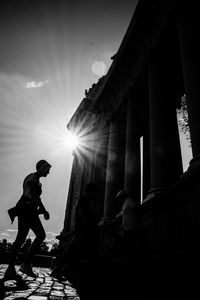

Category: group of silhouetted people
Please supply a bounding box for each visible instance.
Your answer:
[3,159,147,283]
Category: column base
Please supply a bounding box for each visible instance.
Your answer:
[188,156,200,169]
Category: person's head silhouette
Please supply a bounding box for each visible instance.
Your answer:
[36,159,51,177]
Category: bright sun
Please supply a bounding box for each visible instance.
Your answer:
[65,130,79,150]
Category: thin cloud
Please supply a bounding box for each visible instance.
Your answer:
[25,80,48,88]
[0,232,10,237]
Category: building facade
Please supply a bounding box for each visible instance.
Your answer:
[59,0,200,261]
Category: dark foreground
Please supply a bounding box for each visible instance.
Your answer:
[0,255,199,300]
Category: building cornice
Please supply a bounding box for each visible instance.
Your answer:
[67,0,177,131]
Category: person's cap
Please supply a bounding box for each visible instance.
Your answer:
[36,159,52,171]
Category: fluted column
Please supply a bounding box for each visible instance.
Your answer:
[142,127,151,200]
[92,125,109,202]
[146,56,183,198]
[59,153,82,243]
[102,116,121,221]
[86,133,97,183]
[177,2,200,159]
[61,154,77,233]
[124,95,141,202]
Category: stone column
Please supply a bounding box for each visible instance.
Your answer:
[101,116,121,222]
[89,130,99,183]
[82,114,99,184]
[74,147,87,197]
[61,154,76,233]
[177,2,200,159]
[92,125,109,203]
[142,127,151,200]
[124,95,141,202]
[146,56,183,199]
[58,153,81,245]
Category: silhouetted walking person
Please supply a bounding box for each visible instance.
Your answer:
[4,159,51,279]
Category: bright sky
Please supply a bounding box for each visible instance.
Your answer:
[0,0,138,244]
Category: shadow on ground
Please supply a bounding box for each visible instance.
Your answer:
[63,255,200,300]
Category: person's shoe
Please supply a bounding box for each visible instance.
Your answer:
[3,266,18,280]
[19,263,37,278]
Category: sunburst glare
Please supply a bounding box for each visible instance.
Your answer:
[0,71,79,237]
[65,130,80,151]
[67,115,110,181]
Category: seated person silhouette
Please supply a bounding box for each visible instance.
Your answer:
[51,182,100,281]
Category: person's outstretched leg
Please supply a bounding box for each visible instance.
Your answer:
[19,214,45,277]
[4,218,29,279]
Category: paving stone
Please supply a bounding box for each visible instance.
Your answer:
[0,264,80,299]
[28,296,48,300]
[50,291,65,296]
[48,297,68,300]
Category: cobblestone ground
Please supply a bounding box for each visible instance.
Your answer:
[0,264,80,300]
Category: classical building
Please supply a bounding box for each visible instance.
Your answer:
[59,0,200,264]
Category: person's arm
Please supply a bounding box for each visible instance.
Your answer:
[38,200,50,220]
